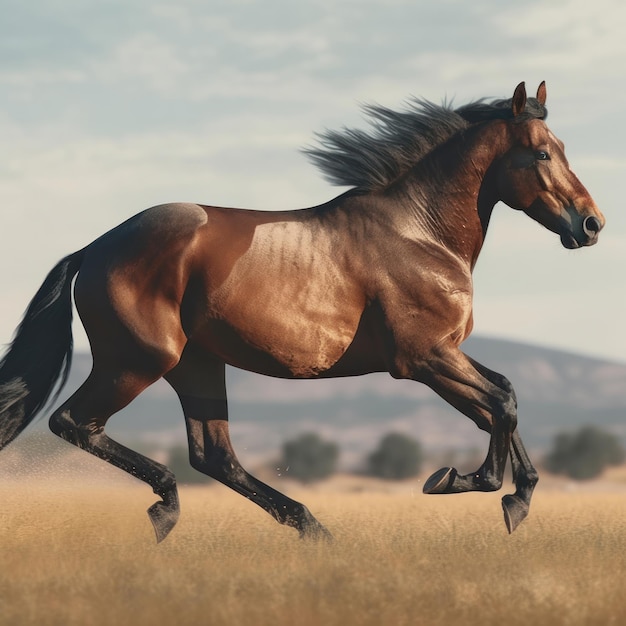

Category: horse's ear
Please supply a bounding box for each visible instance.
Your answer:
[536,81,547,105]
[512,82,527,117]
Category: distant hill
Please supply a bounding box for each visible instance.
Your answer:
[17,335,626,470]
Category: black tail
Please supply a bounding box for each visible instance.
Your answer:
[0,250,84,449]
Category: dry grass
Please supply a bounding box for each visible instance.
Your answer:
[1,478,626,626]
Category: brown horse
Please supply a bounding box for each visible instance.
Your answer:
[0,82,604,542]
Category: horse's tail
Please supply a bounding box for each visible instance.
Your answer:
[0,250,84,449]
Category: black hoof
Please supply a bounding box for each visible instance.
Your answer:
[147,500,180,543]
[423,467,457,494]
[501,494,529,534]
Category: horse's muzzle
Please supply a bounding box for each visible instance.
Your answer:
[582,215,603,240]
[561,213,604,249]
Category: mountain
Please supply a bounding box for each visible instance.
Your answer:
[17,335,626,469]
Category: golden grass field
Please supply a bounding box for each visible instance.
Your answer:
[2,470,626,626]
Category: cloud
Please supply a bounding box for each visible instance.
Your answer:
[93,33,190,94]
[489,1,626,92]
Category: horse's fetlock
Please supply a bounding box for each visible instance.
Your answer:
[162,468,177,491]
[475,471,502,492]
[151,467,177,498]
[522,468,539,489]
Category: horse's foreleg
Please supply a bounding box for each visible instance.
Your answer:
[417,346,530,531]
[502,430,539,532]
[48,370,181,543]
[465,356,539,532]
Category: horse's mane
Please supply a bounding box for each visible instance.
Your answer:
[304,94,547,192]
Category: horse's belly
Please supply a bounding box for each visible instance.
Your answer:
[192,312,359,378]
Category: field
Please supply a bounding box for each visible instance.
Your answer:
[2,470,626,626]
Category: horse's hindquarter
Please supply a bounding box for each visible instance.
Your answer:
[188,208,369,378]
[75,203,211,367]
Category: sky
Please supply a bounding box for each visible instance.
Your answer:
[1,0,625,364]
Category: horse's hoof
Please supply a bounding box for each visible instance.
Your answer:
[501,494,529,534]
[147,500,180,543]
[423,467,457,494]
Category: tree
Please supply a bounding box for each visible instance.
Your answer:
[279,433,339,483]
[544,426,625,480]
[367,432,423,480]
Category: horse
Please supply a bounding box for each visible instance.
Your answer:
[0,82,604,543]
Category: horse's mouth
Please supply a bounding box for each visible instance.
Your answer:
[560,231,582,249]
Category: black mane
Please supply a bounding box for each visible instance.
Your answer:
[304,94,547,191]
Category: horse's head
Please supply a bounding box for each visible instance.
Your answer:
[496,82,604,249]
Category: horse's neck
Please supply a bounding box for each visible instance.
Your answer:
[390,121,507,269]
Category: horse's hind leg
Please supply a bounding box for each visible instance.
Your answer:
[49,366,181,543]
[185,417,331,539]
[165,346,331,540]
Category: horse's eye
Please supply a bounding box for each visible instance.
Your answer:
[535,150,550,161]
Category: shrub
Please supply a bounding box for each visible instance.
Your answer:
[279,433,339,483]
[367,432,423,480]
[544,426,625,480]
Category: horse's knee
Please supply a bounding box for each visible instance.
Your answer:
[492,390,517,433]
[473,394,517,434]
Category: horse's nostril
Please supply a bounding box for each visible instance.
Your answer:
[583,215,602,237]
